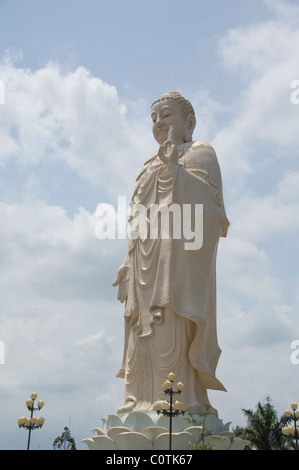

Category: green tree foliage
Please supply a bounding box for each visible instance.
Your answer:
[53,426,77,450]
[234,396,292,450]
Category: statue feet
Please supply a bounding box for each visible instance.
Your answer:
[117,397,136,414]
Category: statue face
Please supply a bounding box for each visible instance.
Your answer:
[151,99,186,146]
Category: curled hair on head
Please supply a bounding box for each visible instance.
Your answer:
[151,91,195,122]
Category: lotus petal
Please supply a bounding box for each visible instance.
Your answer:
[107,426,132,440]
[156,414,187,432]
[81,438,98,450]
[83,412,247,451]
[203,435,231,450]
[124,411,154,431]
[92,435,118,450]
[105,414,123,431]
[114,431,153,450]
[140,426,169,443]
[222,421,232,432]
[201,414,224,435]
[92,427,105,436]
[219,431,234,442]
[228,437,251,450]
[156,415,169,430]
[172,432,193,450]
[154,431,193,450]
[184,426,204,441]
[153,432,171,450]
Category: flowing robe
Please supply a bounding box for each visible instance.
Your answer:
[115,141,229,413]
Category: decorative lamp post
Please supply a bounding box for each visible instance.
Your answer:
[282,402,299,450]
[154,372,187,450]
[17,393,45,450]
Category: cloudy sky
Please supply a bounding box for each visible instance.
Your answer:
[0,0,299,450]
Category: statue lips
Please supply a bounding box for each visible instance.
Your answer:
[158,129,168,141]
[159,131,168,140]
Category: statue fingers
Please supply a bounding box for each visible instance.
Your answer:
[118,280,128,303]
[112,265,129,286]
[163,127,176,156]
[112,273,121,286]
[158,145,167,163]
[167,125,176,144]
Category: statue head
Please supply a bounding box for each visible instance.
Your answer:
[151,91,196,145]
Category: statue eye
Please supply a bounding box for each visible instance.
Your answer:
[162,110,172,119]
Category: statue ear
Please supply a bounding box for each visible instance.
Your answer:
[184,114,196,142]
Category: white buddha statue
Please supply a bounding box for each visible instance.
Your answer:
[113,91,229,415]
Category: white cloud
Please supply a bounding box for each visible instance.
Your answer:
[219,299,296,349]
[228,171,299,244]
[0,199,127,304]
[218,236,283,305]
[188,88,227,143]
[265,0,299,24]
[0,197,125,448]
[0,52,155,197]
[214,0,299,185]
[216,175,298,326]
[0,55,154,448]
[207,4,299,429]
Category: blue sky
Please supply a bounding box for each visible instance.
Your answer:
[0,0,271,96]
[0,0,299,450]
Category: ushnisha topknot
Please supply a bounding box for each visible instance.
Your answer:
[151,91,195,122]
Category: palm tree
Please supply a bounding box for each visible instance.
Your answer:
[234,396,292,450]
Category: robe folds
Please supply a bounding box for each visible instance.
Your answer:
[115,140,229,413]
